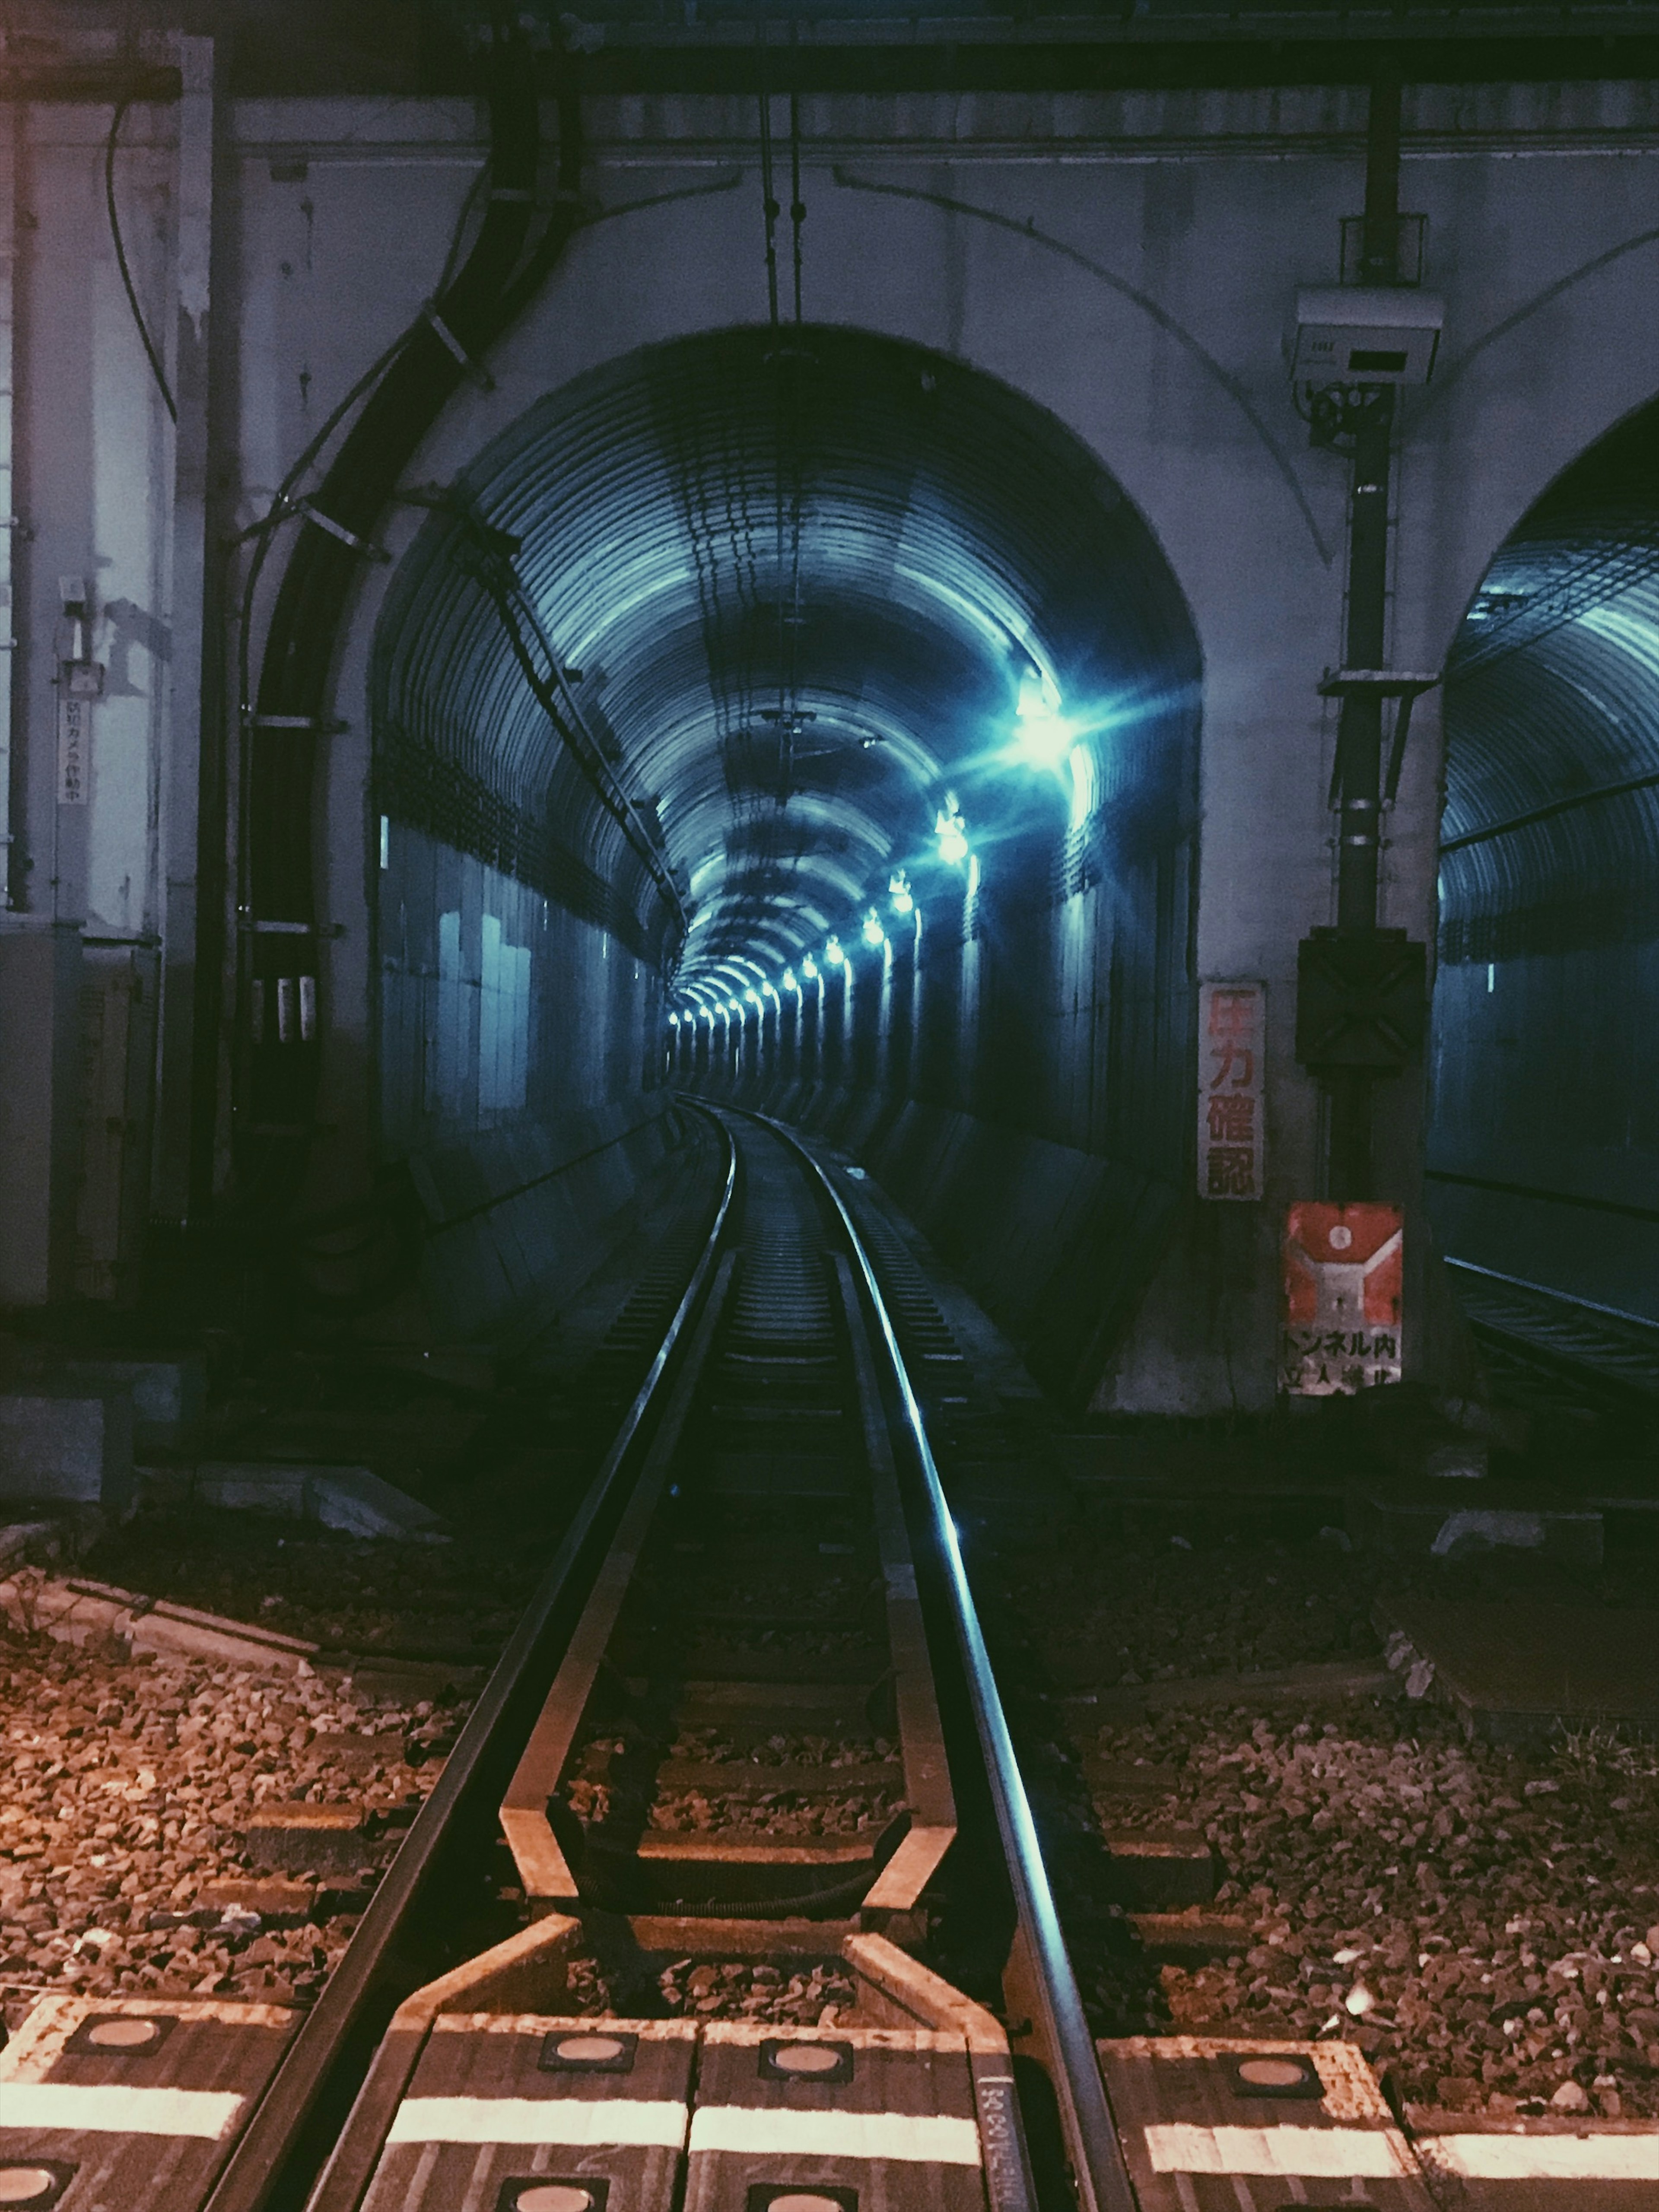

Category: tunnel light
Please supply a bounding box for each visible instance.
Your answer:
[745,989,762,1007]
[1011,671,1075,770]
[824,935,845,967]
[862,907,886,949]
[801,953,819,980]
[782,969,798,993]
[935,796,969,868]
[669,1012,680,1026]
[889,869,913,917]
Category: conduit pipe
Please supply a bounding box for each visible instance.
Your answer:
[242,31,585,1220]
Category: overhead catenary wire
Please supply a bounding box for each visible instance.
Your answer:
[105,92,177,423]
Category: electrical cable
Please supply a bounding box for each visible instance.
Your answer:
[236,29,568,1243]
[788,23,805,326]
[105,92,176,423]
[756,22,781,330]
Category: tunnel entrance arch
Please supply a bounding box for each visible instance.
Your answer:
[369,324,1201,1392]
[1430,397,1659,1325]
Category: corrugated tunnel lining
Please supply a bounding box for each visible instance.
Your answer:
[1441,436,1659,967]
[1432,409,1659,1313]
[370,323,1201,992]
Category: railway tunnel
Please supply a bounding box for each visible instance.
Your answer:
[11,22,1659,2211]
[1430,398,1659,1337]
[370,324,1200,1404]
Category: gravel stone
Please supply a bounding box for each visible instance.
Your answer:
[0,1618,459,2028]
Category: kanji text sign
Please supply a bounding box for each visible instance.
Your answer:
[1198,979,1265,1200]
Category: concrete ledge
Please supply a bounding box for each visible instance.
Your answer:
[0,1386,133,1515]
[1350,1480,1603,1567]
[0,1568,321,1673]
[56,1356,205,1452]
[192,1461,444,1540]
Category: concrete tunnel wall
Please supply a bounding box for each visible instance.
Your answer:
[21,82,1659,1398]
[309,82,1659,1403]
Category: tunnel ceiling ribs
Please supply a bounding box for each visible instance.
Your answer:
[373,324,1198,996]
[1442,416,1659,968]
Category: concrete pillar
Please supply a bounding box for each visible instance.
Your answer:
[0,916,83,1304]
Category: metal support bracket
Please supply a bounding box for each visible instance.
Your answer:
[1320,667,1440,806]
[246,713,349,734]
[298,502,391,562]
[420,299,495,391]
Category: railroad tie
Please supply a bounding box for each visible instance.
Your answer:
[1097,2034,1436,2211]
[358,2015,698,2212]
[1409,2109,1659,2208]
[684,2023,987,2212]
[0,1993,299,2212]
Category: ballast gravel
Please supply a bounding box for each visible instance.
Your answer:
[984,1525,1659,2120]
[1082,1701,1659,2116]
[0,1621,460,2028]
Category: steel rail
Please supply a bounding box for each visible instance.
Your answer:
[748,1109,1138,2212]
[203,1124,737,2212]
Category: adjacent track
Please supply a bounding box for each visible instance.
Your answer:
[1446,1254,1659,1414]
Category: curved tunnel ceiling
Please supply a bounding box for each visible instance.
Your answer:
[1441,410,1659,952]
[373,325,1200,998]
[1434,396,1659,1318]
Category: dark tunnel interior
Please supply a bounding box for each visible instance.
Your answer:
[371,326,1201,1395]
[1432,400,1659,1324]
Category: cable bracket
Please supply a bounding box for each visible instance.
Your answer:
[246,713,349,734]
[421,299,496,391]
[298,503,391,562]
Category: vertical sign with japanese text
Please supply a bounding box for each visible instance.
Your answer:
[57,690,89,806]
[1198,979,1265,1200]
[1281,1201,1404,1395]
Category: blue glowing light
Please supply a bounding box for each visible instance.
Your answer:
[782,969,798,992]
[824,935,845,966]
[862,907,886,949]
[934,795,969,867]
[801,953,820,980]
[1010,670,1075,769]
[889,869,913,916]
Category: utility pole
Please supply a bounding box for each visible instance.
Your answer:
[1295,65,1431,1202]
[1327,73,1398,1198]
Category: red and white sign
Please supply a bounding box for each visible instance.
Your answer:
[1282,1201,1403,1395]
[1198,979,1265,1200]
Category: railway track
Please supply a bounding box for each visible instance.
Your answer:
[0,1107,1130,2212]
[9,1125,1655,2212]
[1446,1258,1659,1423]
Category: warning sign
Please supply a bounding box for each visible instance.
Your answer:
[1197,979,1265,1200]
[1281,1201,1402,1395]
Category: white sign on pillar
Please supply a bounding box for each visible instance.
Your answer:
[56,688,90,806]
[1197,978,1266,1200]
